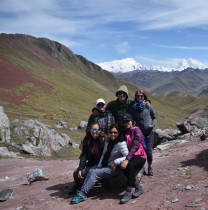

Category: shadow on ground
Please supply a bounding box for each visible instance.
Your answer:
[181,149,208,171]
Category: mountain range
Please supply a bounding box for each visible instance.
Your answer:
[0,33,208,129]
[97,58,208,73]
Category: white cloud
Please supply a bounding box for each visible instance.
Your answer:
[115,42,130,54]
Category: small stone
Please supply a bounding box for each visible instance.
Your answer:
[185,185,192,190]
[16,206,23,210]
[0,189,13,201]
[171,198,180,203]
[195,198,203,202]
[185,203,196,207]
[131,200,136,204]
[174,184,182,190]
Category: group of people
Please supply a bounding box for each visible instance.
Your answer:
[70,85,157,204]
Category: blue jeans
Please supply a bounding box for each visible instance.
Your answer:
[80,165,121,195]
[73,165,96,187]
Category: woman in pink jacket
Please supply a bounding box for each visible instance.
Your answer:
[120,113,146,204]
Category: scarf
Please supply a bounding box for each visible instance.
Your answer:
[134,101,146,111]
[101,134,125,167]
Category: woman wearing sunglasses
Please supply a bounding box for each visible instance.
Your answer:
[130,90,157,176]
[69,122,105,194]
[71,124,128,204]
[120,113,146,204]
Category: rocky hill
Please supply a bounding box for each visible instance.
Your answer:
[0,33,190,129]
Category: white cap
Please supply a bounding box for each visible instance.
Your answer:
[96,98,106,105]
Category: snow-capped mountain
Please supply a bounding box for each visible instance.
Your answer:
[97,58,207,73]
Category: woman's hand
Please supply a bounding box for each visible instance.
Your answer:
[111,163,116,171]
[78,170,83,179]
[121,160,129,169]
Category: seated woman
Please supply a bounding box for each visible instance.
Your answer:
[120,113,146,204]
[71,124,128,204]
[69,122,105,194]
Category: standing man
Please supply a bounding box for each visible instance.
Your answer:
[106,85,134,131]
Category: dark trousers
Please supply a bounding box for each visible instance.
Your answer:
[145,131,154,167]
[123,158,146,187]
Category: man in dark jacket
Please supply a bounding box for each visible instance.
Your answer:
[106,85,134,131]
[86,98,115,135]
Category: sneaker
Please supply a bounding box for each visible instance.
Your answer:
[120,191,132,204]
[132,185,144,198]
[148,167,154,176]
[71,191,87,204]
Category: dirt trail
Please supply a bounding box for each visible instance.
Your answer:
[0,138,208,210]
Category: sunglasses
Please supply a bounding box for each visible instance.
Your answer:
[90,129,99,132]
[136,95,144,98]
[118,91,126,95]
[97,103,105,107]
[109,131,118,134]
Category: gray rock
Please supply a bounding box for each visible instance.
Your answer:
[173,184,182,190]
[171,198,180,203]
[26,168,49,184]
[154,129,182,147]
[0,106,11,143]
[55,120,67,129]
[185,203,197,207]
[176,117,208,134]
[78,121,88,129]
[0,188,13,201]
[0,147,17,158]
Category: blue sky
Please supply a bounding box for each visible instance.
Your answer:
[1,0,208,68]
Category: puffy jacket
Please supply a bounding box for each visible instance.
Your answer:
[125,126,146,160]
[86,110,115,135]
[98,140,128,167]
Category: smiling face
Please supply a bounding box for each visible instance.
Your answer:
[135,93,144,102]
[109,128,119,140]
[117,91,127,103]
[123,120,133,129]
[96,102,106,112]
[90,124,100,139]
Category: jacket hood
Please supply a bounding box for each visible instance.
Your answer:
[116,85,129,98]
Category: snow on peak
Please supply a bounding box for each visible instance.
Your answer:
[97,58,207,73]
[97,58,142,73]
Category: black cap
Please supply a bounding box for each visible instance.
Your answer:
[122,113,133,122]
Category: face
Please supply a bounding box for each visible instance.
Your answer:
[117,91,127,103]
[96,103,106,112]
[135,93,144,102]
[109,128,119,140]
[123,120,133,129]
[90,124,100,139]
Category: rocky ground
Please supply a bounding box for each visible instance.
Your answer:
[0,137,208,210]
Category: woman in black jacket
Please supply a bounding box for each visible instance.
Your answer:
[69,122,105,194]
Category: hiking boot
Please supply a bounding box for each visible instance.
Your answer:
[120,191,132,204]
[71,191,87,204]
[148,167,154,176]
[132,185,144,198]
[68,185,80,195]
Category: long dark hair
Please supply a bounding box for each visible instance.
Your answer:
[108,123,119,133]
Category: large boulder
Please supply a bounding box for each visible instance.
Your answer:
[176,117,208,134]
[11,119,72,156]
[154,129,182,147]
[0,106,10,143]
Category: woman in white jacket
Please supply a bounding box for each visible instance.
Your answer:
[71,124,128,204]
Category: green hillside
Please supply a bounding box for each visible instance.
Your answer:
[0,33,190,129]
